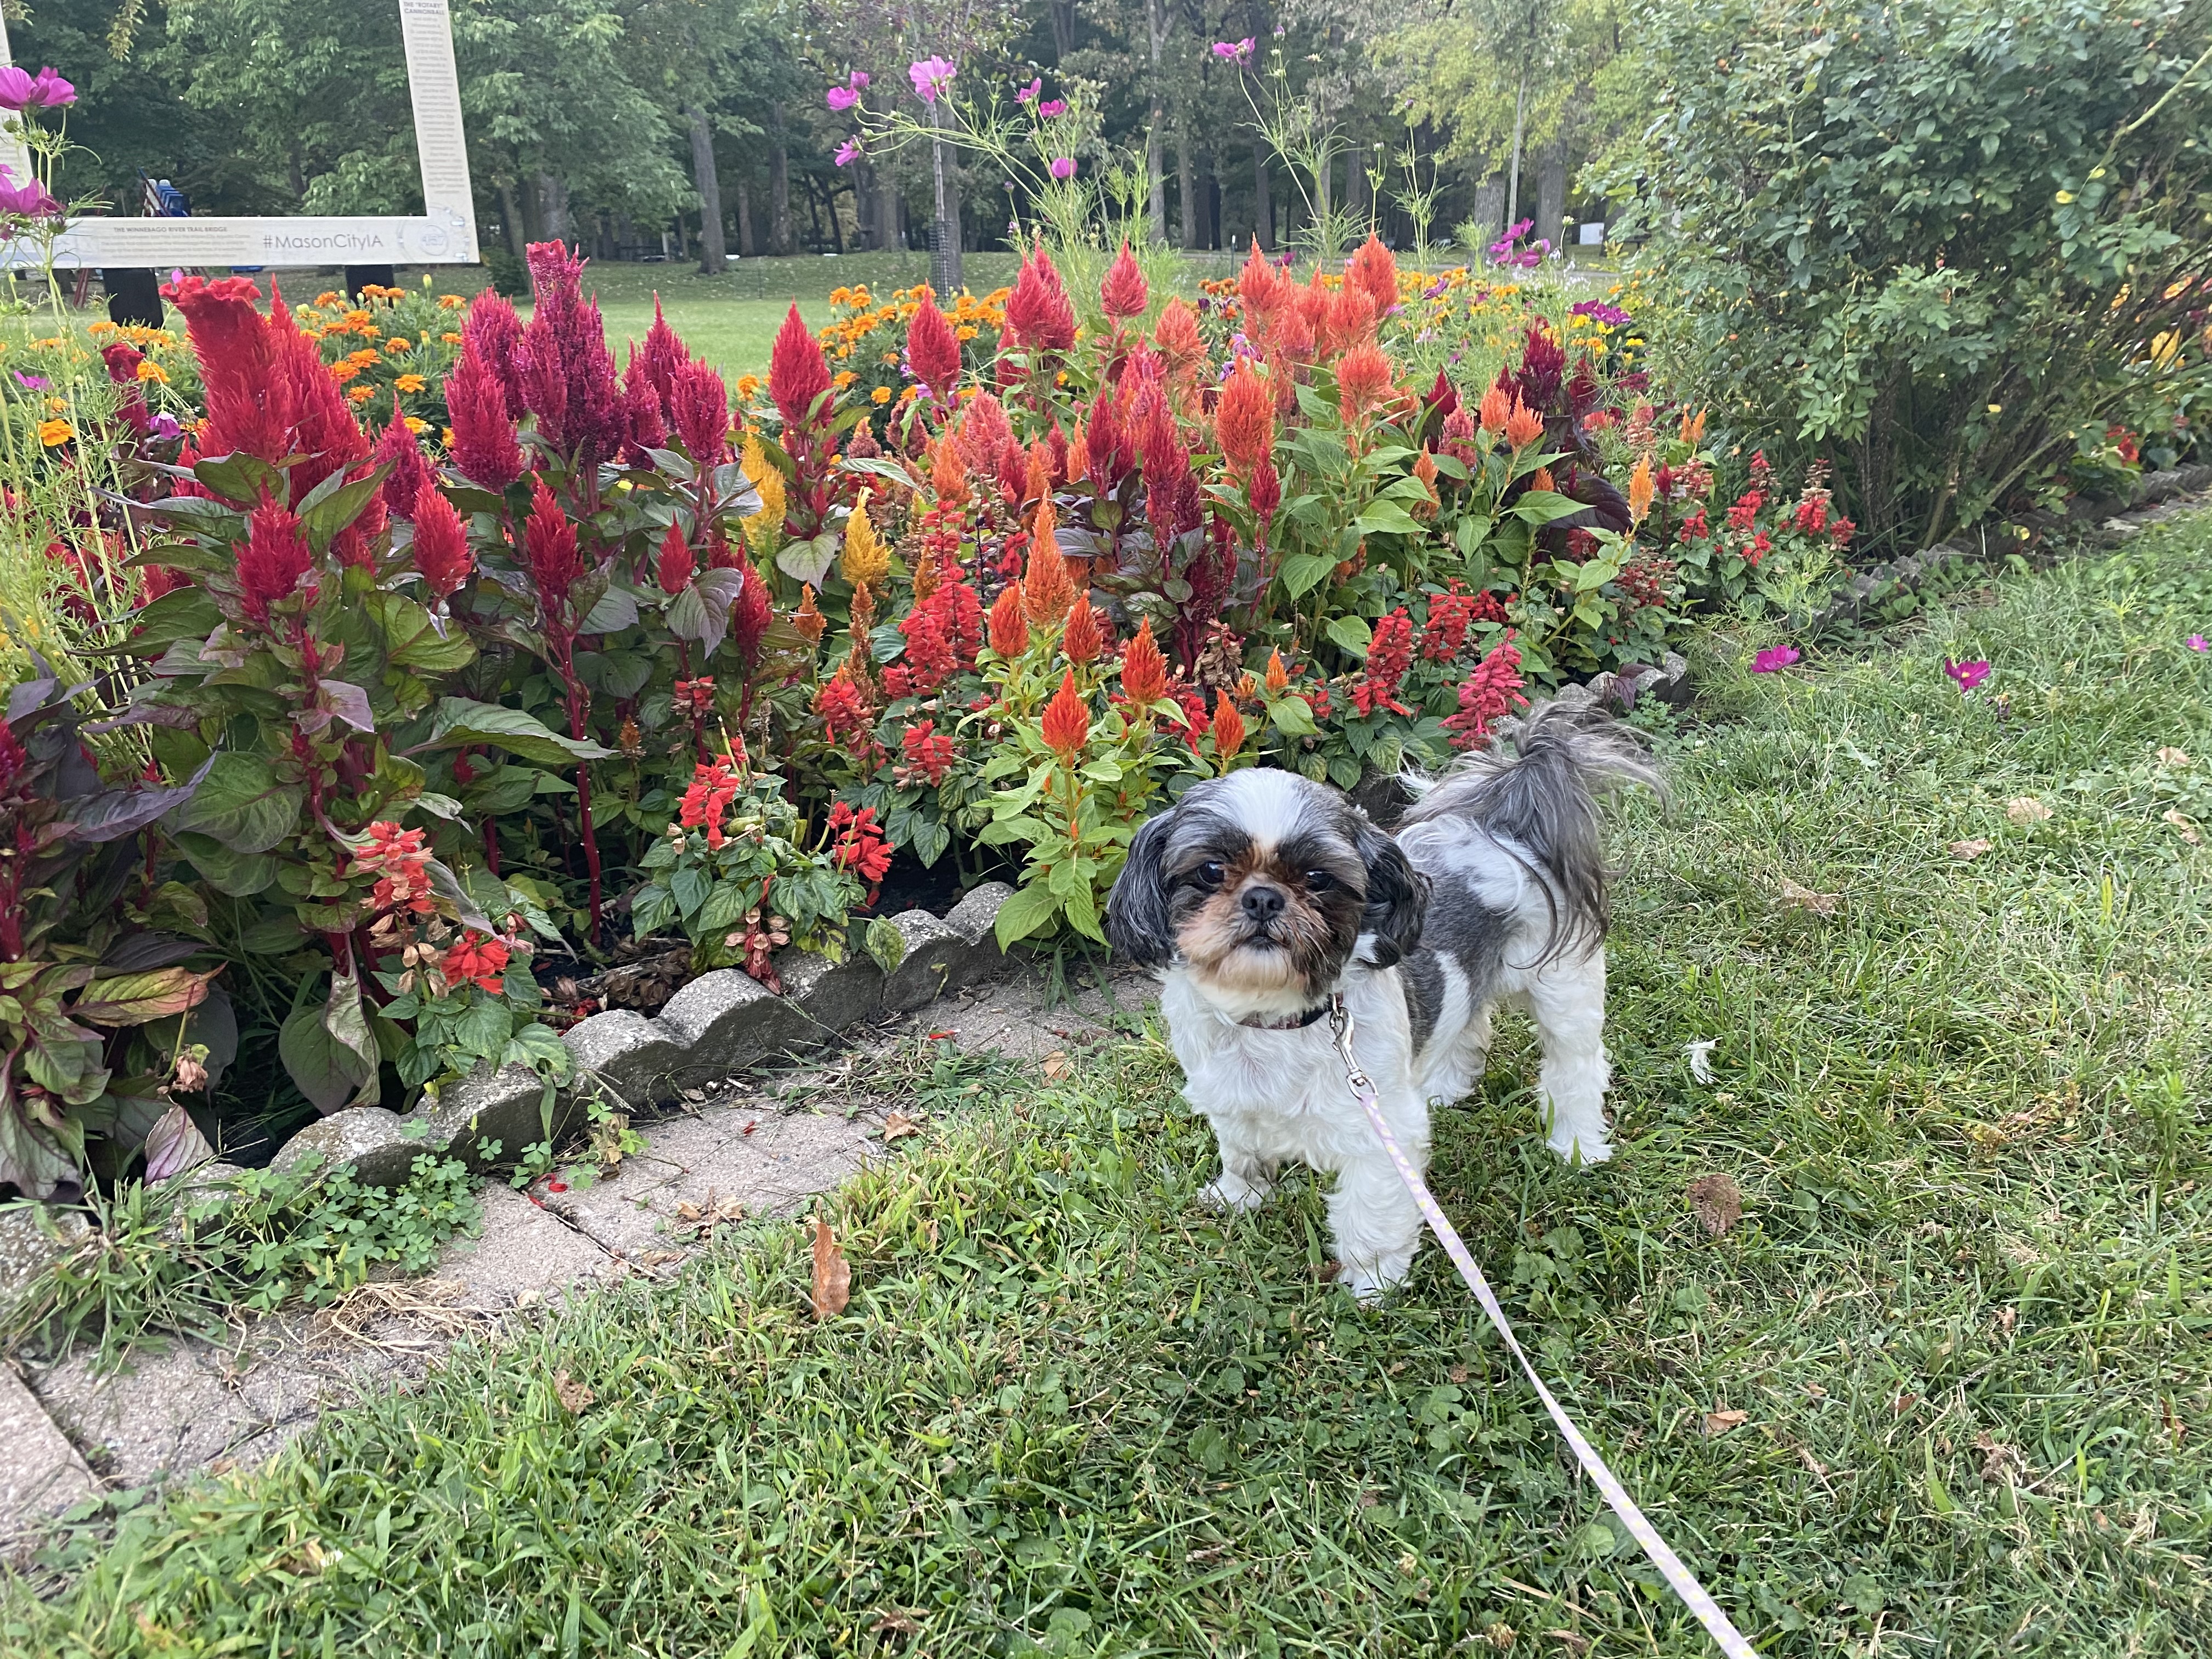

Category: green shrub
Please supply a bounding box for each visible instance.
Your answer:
[1602,0,2212,551]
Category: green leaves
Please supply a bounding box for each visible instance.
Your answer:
[992,882,1062,949]
[1279,553,1336,600]
[279,972,380,1114]
[171,753,304,855]
[1324,615,1374,658]
[72,967,221,1029]
[425,699,617,766]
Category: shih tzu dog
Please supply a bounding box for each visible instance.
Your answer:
[1105,703,1661,1300]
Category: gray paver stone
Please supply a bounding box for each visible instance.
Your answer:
[878,910,963,1012]
[0,1363,99,1531]
[776,951,883,1042]
[404,1064,561,1172]
[270,1107,420,1188]
[655,970,810,1086]
[0,1204,89,1319]
[565,1009,689,1113]
[439,1183,612,1309]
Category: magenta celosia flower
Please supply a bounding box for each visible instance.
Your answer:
[1943,658,1990,692]
[834,139,861,168]
[909,55,956,104]
[1049,157,1076,180]
[827,85,859,111]
[1751,645,1801,674]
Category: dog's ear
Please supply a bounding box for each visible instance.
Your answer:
[1353,817,1429,968]
[1107,808,1179,966]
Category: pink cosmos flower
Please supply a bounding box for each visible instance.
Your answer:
[1943,658,1990,692]
[0,167,60,218]
[848,71,870,91]
[827,85,859,111]
[1212,38,1256,64]
[1049,157,1076,180]
[2189,634,2209,652]
[910,55,956,105]
[1018,78,1042,103]
[0,65,73,112]
[1751,645,1801,674]
[834,139,862,167]
[1038,98,1067,119]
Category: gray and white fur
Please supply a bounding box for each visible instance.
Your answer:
[1106,702,1661,1299]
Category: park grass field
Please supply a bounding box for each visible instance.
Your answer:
[7,510,2209,1655]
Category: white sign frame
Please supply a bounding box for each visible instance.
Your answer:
[0,0,479,268]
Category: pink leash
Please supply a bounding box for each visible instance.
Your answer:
[1327,994,1759,1658]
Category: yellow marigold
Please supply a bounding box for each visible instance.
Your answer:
[442,426,456,447]
[842,492,889,590]
[405,416,429,435]
[384,337,412,353]
[735,374,761,399]
[956,325,978,341]
[871,386,892,405]
[394,373,427,393]
[46,396,66,413]
[347,385,376,403]
[833,370,857,390]
[330,362,362,383]
[440,330,462,345]
[37,419,72,446]
[135,360,168,384]
[438,294,465,309]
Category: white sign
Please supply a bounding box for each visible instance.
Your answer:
[1,0,478,268]
[1577,222,1606,246]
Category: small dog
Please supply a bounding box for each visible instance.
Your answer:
[1105,703,1661,1299]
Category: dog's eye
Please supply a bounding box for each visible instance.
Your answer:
[1304,870,1335,891]
[1193,860,1226,889]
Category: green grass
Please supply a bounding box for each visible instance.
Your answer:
[10,517,2212,1656]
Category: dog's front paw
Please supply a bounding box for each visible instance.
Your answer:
[1546,1128,1614,1166]
[1338,1251,1414,1304]
[1199,1173,1272,1214]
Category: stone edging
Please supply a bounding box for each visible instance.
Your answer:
[266,882,1021,1188]
[1808,463,2212,636]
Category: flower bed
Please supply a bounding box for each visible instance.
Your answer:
[4,229,1838,1198]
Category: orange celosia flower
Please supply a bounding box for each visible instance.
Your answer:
[1530,466,1555,492]
[1153,298,1205,381]
[1265,649,1289,693]
[1679,408,1708,445]
[1479,382,1512,435]
[1345,234,1398,324]
[1119,617,1168,707]
[988,583,1030,656]
[1336,342,1395,425]
[1505,398,1545,450]
[929,433,969,507]
[1215,358,1273,477]
[1210,693,1246,765]
[1062,594,1102,664]
[1023,529,1075,627]
[1041,670,1090,760]
[1628,456,1655,523]
[794,584,827,644]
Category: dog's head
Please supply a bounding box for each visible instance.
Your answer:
[1106,769,1427,1014]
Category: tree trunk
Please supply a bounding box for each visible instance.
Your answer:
[736,175,755,257]
[1175,127,1197,250]
[1145,0,1169,245]
[1250,136,1272,251]
[1051,0,1076,59]
[929,97,961,294]
[770,106,793,255]
[1204,160,1221,249]
[535,172,572,246]
[1537,138,1568,253]
[823,175,846,254]
[497,178,528,259]
[1505,64,1528,228]
[874,166,899,252]
[1346,147,1369,229]
[688,105,726,275]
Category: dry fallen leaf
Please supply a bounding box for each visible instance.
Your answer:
[871,1611,921,1638]
[1704,1408,1750,1437]
[674,1192,746,1238]
[882,1110,922,1143]
[811,1216,851,1319]
[1949,837,1992,861]
[2157,747,2191,767]
[1777,877,1839,915]
[1687,1173,1745,1237]
[2162,808,2201,845]
[1041,1049,1070,1079]
[2006,796,2054,825]
[553,1369,595,1413]
[1973,1432,2023,1485]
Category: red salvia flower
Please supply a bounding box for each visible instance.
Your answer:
[1351,608,1415,718]
[1215,359,1273,478]
[440,932,512,996]
[1442,634,1530,750]
[885,604,953,698]
[678,759,742,849]
[656,522,693,595]
[770,302,833,429]
[237,494,314,627]
[669,357,731,467]
[410,478,475,600]
[1040,670,1090,759]
[522,475,581,601]
[672,677,716,717]
[827,801,894,889]
[988,582,1030,657]
[1119,618,1169,707]
[1062,594,1103,664]
[897,721,958,787]
[814,668,876,749]
[1726,490,1763,532]
[907,291,962,400]
[1101,240,1148,321]
[446,340,524,493]
[353,821,435,916]
[375,403,432,520]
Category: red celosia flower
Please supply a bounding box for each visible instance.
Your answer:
[814,668,875,749]
[411,478,475,600]
[1040,670,1090,759]
[656,522,693,595]
[1136,386,1200,544]
[447,340,524,493]
[731,563,772,667]
[907,291,962,400]
[630,295,689,420]
[955,392,1014,478]
[1325,286,1376,359]
[1351,608,1415,718]
[1101,240,1148,321]
[237,494,314,627]
[1236,237,1290,331]
[353,821,433,916]
[1250,459,1280,535]
[463,288,527,416]
[1062,594,1103,664]
[1119,618,1169,707]
[669,358,731,467]
[517,242,625,468]
[1346,234,1399,324]
[522,475,581,601]
[828,800,894,889]
[1504,398,1545,450]
[679,759,742,849]
[1210,693,1246,763]
[897,720,958,786]
[1215,359,1274,478]
[1337,342,1395,426]
[988,583,1030,657]
[623,371,666,460]
[100,339,144,385]
[1442,634,1529,750]
[375,404,432,521]
[1441,404,1479,468]
[1006,244,1076,355]
[770,302,833,429]
[166,275,290,478]
[440,931,512,995]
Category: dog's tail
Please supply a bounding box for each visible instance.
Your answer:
[1397,700,1664,966]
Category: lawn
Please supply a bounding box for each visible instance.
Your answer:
[9,514,2211,1656]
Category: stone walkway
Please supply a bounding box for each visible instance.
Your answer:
[2,959,1150,1536]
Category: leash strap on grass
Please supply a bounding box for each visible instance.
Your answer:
[1328,995,1759,1659]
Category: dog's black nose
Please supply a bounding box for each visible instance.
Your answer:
[1240,884,1286,923]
